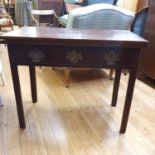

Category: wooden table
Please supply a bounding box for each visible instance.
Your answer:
[0,27,148,133]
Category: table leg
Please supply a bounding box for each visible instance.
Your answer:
[120,68,137,133]
[10,64,25,128]
[29,66,37,103]
[111,68,121,107]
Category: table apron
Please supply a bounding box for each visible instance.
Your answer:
[8,45,140,69]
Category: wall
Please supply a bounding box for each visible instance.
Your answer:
[117,0,138,12]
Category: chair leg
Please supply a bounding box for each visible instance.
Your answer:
[64,68,71,87]
[11,25,13,31]
[0,96,3,106]
[1,72,6,86]
[123,69,128,75]
[109,69,115,80]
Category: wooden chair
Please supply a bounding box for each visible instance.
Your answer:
[31,9,58,27]
[60,3,135,87]
[27,1,59,27]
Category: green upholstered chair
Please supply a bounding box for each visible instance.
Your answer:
[60,0,118,26]
[59,3,135,86]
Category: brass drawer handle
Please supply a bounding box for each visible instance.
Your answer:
[103,51,120,66]
[28,48,45,63]
[66,50,83,64]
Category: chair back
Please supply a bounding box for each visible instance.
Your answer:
[28,1,58,27]
[67,4,134,30]
[131,7,149,37]
[64,0,118,5]
[81,0,118,6]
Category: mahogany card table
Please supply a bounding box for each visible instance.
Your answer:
[0,27,148,133]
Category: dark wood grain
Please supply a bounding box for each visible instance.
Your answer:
[111,68,121,107]
[2,27,148,133]
[37,0,63,25]
[120,68,137,133]
[1,27,148,48]
[120,50,139,133]
[29,66,37,103]
[137,0,149,11]
[38,0,63,16]
[138,0,155,79]
[9,64,26,128]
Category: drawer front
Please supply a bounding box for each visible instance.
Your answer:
[8,45,139,69]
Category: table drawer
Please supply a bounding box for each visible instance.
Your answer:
[8,45,139,68]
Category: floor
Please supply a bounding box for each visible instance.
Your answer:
[139,76,155,89]
[0,44,155,155]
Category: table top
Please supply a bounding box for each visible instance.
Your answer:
[1,27,148,48]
